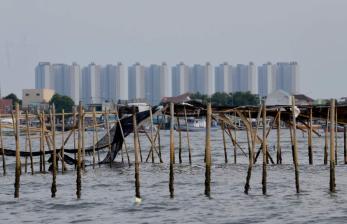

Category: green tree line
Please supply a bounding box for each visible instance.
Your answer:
[190,91,260,106]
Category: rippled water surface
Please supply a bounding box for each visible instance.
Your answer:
[1,129,347,223]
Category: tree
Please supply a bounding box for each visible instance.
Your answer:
[4,93,22,107]
[191,91,260,106]
[49,93,75,113]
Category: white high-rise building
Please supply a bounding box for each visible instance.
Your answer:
[258,62,276,97]
[233,62,257,94]
[172,62,189,96]
[35,62,52,89]
[128,63,145,100]
[274,62,299,94]
[189,62,215,95]
[215,62,232,93]
[145,62,172,105]
[81,63,102,104]
[52,63,70,96]
[101,63,128,103]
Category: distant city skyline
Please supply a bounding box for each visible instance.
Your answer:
[35,61,299,105]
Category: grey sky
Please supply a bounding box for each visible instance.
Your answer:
[1,0,346,98]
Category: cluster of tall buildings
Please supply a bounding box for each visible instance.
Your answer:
[35,61,299,105]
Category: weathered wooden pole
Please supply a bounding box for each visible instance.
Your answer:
[25,111,34,175]
[344,125,347,164]
[324,110,329,165]
[51,106,57,198]
[261,101,267,195]
[184,106,192,164]
[169,102,175,198]
[330,99,336,193]
[81,109,86,170]
[221,121,228,163]
[335,107,338,165]
[177,117,182,164]
[92,107,97,169]
[105,109,112,168]
[291,96,300,193]
[14,103,21,198]
[0,111,6,175]
[233,111,237,164]
[61,109,65,173]
[73,107,77,169]
[133,106,141,202]
[42,111,47,172]
[308,107,313,165]
[148,106,154,163]
[76,102,82,199]
[115,107,130,165]
[276,110,282,164]
[205,103,212,197]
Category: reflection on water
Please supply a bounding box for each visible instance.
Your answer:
[1,129,347,223]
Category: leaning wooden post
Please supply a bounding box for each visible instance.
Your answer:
[0,111,6,175]
[177,117,182,164]
[276,110,282,164]
[14,103,21,198]
[76,102,82,199]
[329,99,336,193]
[169,102,175,198]
[61,109,65,173]
[205,103,212,197]
[261,101,267,195]
[344,125,347,164]
[105,109,112,168]
[25,111,34,175]
[133,106,141,202]
[308,107,313,165]
[221,120,228,163]
[51,105,57,198]
[184,106,192,164]
[291,96,300,193]
[324,109,329,165]
[149,106,155,163]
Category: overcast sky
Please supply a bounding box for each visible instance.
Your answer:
[0,0,346,98]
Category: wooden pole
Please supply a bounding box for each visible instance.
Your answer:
[324,109,329,165]
[330,99,336,193]
[308,107,313,165]
[61,109,65,173]
[14,103,21,198]
[169,102,175,198]
[344,125,347,164]
[261,101,267,195]
[81,109,85,170]
[73,107,77,169]
[133,107,141,202]
[177,117,182,164]
[205,103,212,197]
[115,107,130,165]
[184,106,192,164]
[291,96,300,193]
[221,121,228,163]
[76,102,82,199]
[150,107,155,163]
[92,107,97,169]
[51,106,57,198]
[276,110,282,164]
[0,110,6,175]
[25,111,34,175]
[233,111,237,164]
[335,107,338,165]
[42,111,46,172]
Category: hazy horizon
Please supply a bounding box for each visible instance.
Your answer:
[1,0,346,99]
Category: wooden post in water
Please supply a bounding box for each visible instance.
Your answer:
[51,106,57,198]
[324,110,329,165]
[0,110,6,175]
[205,103,212,197]
[291,96,300,193]
[335,107,338,165]
[344,125,347,164]
[25,111,34,175]
[76,102,82,199]
[330,99,336,193]
[308,107,313,165]
[184,106,192,164]
[221,121,228,163]
[233,111,237,164]
[81,109,86,170]
[61,109,65,173]
[14,103,21,198]
[133,107,141,202]
[92,107,97,169]
[149,106,155,163]
[276,110,282,164]
[261,101,267,195]
[169,102,175,198]
[42,111,47,172]
[177,117,182,164]
[105,109,112,168]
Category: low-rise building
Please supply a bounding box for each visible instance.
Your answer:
[22,89,55,109]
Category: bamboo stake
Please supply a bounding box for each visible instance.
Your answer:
[51,106,57,198]
[205,103,212,197]
[291,96,300,193]
[73,107,77,169]
[133,107,141,202]
[308,107,313,164]
[330,99,336,193]
[169,103,175,198]
[14,103,20,198]
[81,109,85,170]
[25,111,34,175]
[76,102,82,199]
[0,110,6,175]
[344,125,347,164]
[276,110,282,164]
[335,106,338,165]
[92,107,96,169]
[324,109,330,165]
[42,111,46,172]
[150,107,155,163]
[221,120,228,163]
[177,117,182,164]
[233,111,237,164]
[61,109,65,173]
[261,101,267,195]
[184,106,192,164]
[115,107,130,165]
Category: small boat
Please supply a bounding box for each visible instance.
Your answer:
[175,118,218,132]
[138,125,157,134]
